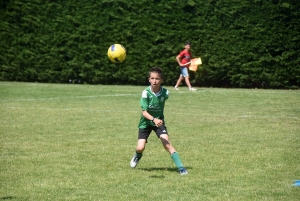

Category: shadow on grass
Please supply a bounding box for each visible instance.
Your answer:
[140,167,193,178]
[149,175,166,179]
[0,197,15,200]
[140,166,192,173]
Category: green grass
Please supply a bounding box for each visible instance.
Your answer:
[1,82,299,201]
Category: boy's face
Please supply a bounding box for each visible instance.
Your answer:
[185,44,191,51]
[148,72,163,88]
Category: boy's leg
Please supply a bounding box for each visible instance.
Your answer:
[130,139,146,168]
[175,76,183,89]
[136,139,147,153]
[175,67,185,89]
[160,134,176,154]
[160,134,188,175]
[181,67,196,90]
[130,128,151,168]
[185,76,197,91]
[184,76,192,88]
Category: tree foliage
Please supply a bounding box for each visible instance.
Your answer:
[0,0,299,88]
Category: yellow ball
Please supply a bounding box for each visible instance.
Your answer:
[107,44,126,63]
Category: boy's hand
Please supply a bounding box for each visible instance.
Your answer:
[153,118,163,127]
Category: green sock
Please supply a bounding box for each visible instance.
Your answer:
[135,152,143,159]
[171,152,184,170]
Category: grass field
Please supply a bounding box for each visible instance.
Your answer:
[1,82,299,201]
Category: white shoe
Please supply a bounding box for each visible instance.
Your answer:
[174,87,179,90]
[179,168,188,175]
[189,88,197,91]
[130,156,140,168]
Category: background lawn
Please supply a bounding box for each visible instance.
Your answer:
[1,82,299,200]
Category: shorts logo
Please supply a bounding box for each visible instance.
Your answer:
[163,130,166,132]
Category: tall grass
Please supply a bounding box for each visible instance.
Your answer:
[1,82,299,201]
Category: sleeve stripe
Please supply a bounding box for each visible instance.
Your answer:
[142,90,147,98]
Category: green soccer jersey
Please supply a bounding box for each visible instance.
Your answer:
[138,86,169,128]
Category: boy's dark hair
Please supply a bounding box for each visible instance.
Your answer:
[149,67,163,78]
[185,41,191,45]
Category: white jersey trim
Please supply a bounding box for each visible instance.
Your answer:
[141,90,148,98]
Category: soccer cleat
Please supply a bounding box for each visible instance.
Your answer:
[179,168,188,175]
[189,87,197,91]
[130,156,140,168]
[174,87,179,90]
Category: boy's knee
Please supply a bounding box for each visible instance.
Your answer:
[136,146,145,153]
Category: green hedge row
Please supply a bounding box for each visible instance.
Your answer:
[0,0,299,88]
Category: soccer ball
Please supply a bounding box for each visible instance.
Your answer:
[107,44,126,63]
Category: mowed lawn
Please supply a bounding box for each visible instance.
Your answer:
[0,82,299,201]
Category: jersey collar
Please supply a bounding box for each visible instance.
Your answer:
[150,86,163,97]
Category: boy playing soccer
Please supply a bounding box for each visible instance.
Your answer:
[130,67,188,175]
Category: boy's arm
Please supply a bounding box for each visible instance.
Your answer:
[176,55,182,66]
[142,110,163,127]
